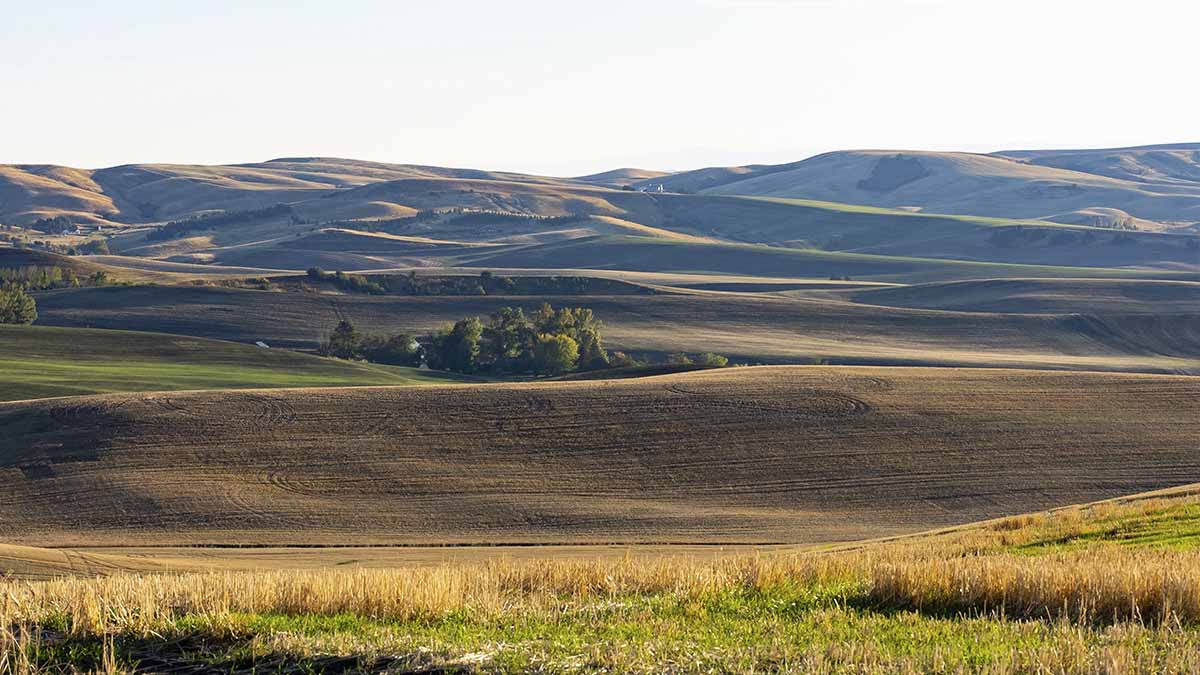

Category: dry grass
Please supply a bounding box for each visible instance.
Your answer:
[4,492,1200,672]
[3,548,1200,672]
[870,549,1200,624]
[5,548,1198,631]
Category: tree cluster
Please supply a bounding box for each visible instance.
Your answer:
[306,268,385,294]
[0,266,112,291]
[26,216,74,234]
[427,304,608,375]
[319,303,612,377]
[147,204,294,242]
[318,320,422,366]
[0,285,37,324]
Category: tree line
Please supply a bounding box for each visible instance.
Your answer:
[0,266,113,291]
[147,204,296,242]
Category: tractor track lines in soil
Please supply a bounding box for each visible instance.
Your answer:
[1,366,1197,547]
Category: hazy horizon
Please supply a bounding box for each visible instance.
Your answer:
[6,0,1197,175]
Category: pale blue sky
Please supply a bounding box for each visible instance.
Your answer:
[4,0,1196,175]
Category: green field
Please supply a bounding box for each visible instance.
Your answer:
[0,325,466,401]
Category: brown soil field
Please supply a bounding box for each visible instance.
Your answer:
[32,285,1200,374]
[1,367,1197,549]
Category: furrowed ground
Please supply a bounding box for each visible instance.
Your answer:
[1,366,1197,548]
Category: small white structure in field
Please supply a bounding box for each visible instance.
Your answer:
[255,341,270,348]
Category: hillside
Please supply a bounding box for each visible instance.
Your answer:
[0,325,465,401]
[573,167,670,187]
[1,367,1197,547]
[0,157,579,225]
[997,143,1200,187]
[641,146,1200,229]
[458,234,1200,282]
[850,278,1200,314]
[30,284,1200,374]
[6,153,1200,275]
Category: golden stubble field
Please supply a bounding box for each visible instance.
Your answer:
[2,366,1198,552]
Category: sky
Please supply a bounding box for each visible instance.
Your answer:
[3,0,1197,176]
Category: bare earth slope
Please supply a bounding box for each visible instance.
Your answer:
[1,367,1197,547]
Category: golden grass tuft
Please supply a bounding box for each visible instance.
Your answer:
[869,549,1200,624]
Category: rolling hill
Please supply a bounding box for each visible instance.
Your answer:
[0,158,581,225]
[638,145,1200,229]
[573,167,669,187]
[5,151,1200,278]
[1,367,1197,547]
[997,143,1200,187]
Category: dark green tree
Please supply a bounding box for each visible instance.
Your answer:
[428,317,483,373]
[364,333,422,366]
[321,320,361,359]
[0,285,37,324]
[481,307,536,372]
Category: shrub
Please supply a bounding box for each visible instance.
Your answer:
[533,333,579,375]
[608,351,641,368]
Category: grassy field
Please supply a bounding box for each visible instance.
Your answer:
[0,325,465,401]
[2,366,1197,548]
[3,488,1200,673]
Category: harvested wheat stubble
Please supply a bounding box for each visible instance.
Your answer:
[0,366,1198,547]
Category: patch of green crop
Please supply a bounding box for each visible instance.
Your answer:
[1013,503,1200,554]
[0,325,469,401]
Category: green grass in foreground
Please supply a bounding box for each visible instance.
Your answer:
[0,325,469,401]
[23,583,1200,674]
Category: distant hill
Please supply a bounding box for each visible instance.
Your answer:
[0,157,577,225]
[573,168,670,187]
[996,143,1200,187]
[3,149,1198,277]
[637,145,1200,229]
